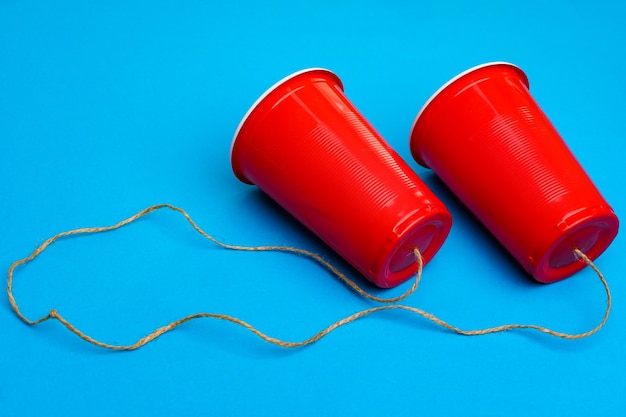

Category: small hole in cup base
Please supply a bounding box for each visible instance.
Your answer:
[536,220,617,283]
[388,225,436,273]
[549,227,601,269]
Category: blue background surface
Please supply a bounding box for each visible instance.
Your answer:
[2,1,625,415]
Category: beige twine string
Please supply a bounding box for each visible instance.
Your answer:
[7,203,611,350]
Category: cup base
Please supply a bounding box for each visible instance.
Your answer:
[533,212,619,283]
[376,212,452,288]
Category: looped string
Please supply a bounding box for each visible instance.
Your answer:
[7,204,611,350]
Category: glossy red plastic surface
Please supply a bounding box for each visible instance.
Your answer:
[410,62,619,283]
[232,69,452,288]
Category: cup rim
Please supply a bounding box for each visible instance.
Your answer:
[230,68,343,165]
[408,62,529,166]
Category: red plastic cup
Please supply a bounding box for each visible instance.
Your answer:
[410,62,619,283]
[231,68,452,288]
